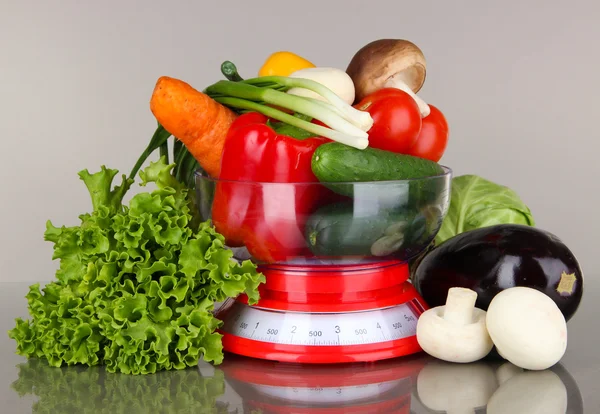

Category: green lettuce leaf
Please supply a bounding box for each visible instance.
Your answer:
[435,174,535,244]
[78,166,133,215]
[8,157,265,374]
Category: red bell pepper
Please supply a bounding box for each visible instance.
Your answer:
[211,112,329,263]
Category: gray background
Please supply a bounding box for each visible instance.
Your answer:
[1,2,598,284]
[1,1,600,411]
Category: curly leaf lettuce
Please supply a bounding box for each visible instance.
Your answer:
[435,174,535,244]
[8,157,264,374]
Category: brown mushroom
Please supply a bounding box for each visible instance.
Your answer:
[346,39,430,116]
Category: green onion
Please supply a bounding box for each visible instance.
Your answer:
[243,76,373,132]
[129,124,171,180]
[205,81,368,145]
[302,97,348,122]
[220,61,244,82]
[159,141,169,163]
[213,96,368,149]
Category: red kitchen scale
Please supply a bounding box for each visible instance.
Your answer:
[214,259,429,364]
[197,164,452,365]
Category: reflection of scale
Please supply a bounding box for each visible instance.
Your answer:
[219,354,426,413]
[215,259,428,363]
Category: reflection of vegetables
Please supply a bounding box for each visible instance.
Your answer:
[204,75,373,148]
[346,38,430,116]
[304,201,415,257]
[486,287,568,371]
[149,76,238,178]
[487,367,568,414]
[495,362,524,385]
[354,88,422,153]
[211,112,329,262]
[11,359,231,413]
[413,224,584,321]
[435,175,535,244]
[287,67,356,105]
[8,158,264,374]
[416,361,498,414]
[258,51,315,77]
[406,104,449,162]
[416,288,493,363]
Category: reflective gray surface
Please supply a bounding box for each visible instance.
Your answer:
[2,282,598,413]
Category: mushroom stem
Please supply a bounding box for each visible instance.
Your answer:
[416,287,494,363]
[443,288,477,325]
[384,75,431,117]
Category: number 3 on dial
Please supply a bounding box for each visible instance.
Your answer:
[335,325,341,333]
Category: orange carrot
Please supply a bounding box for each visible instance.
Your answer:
[150,76,238,178]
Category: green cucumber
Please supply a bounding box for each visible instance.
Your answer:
[310,143,447,203]
[311,143,445,183]
[305,201,416,257]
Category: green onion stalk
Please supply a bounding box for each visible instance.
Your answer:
[215,96,368,148]
[204,76,373,150]
[243,76,373,131]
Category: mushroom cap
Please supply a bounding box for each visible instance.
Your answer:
[486,287,567,371]
[346,39,427,102]
[416,306,494,363]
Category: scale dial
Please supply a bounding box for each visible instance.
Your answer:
[220,300,419,347]
[215,265,427,363]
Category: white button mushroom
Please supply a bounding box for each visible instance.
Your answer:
[486,287,567,371]
[416,287,494,363]
[287,67,356,105]
[346,39,431,116]
[416,360,499,414]
[487,367,568,414]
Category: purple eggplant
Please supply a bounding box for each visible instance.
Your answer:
[413,224,583,321]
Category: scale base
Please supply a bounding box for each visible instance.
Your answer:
[215,261,428,364]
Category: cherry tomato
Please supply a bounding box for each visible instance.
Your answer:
[354,88,422,153]
[406,104,449,162]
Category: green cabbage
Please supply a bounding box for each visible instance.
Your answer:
[435,174,535,244]
[8,157,264,374]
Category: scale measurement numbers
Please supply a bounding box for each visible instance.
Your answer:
[222,302,420,346]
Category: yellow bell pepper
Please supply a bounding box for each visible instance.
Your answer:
[258,51,315,77]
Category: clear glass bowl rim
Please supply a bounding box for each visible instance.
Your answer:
[194,165,452,186]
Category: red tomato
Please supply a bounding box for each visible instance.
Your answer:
[406,104,449,162]
[355,88,422,153]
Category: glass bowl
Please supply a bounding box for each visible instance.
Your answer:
[194,167,452,266]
